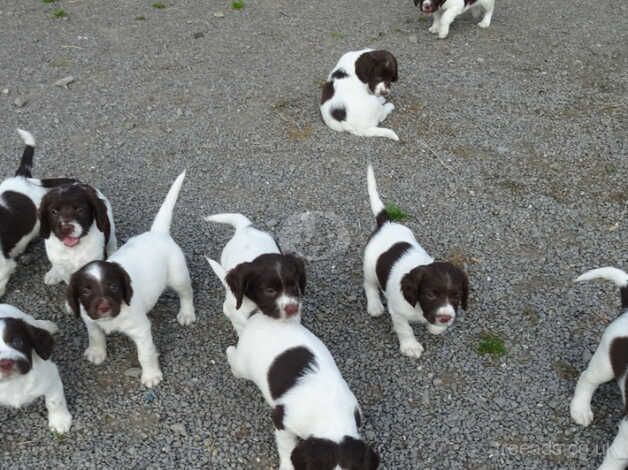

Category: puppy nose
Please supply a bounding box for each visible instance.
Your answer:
[0,359,15,371]
[97,300,111,314]
[284,303,299,317]
[60,224,73,236]
[437,315,452,324]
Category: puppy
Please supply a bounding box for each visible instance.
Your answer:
[0,129,74,297]
[0,304,72,434]
[362,165,468,358]
[205,213,305,335]
[40,182,117,285]
[66,172,195,388]
[570,267,628,470]
[320,49,399,141]
[226,313,380,470]
[414,0,495,39]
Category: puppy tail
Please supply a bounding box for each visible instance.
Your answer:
[205,256,229,289]
[204,213,252,231]
[353,126,399,141]
[575,267,628,310]
[15,129,36,178]
[150,170,186,234]
[367,164,390,227]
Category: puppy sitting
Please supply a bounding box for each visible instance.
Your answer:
[67,172,195,388]
[227,313,380,470]
[320,49,399,141]
[205,213,305,335]
[40,182,117,285]
[362,165,468,358]
[0,304,72,434]
[570,267,628,470]
[414,0,495,39]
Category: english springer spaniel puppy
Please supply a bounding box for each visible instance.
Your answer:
[205,213,306,335]
[66,172,195,388]
[320,49,399,141]
[40,182,117,285]
[226,313,380,470]
[570,267,628,470]
[0,304,72,434]
[414,0,495,39]
[0,129,74,297]
[362,165,468,358]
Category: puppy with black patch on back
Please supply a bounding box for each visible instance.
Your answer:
[0,304,72,434]
[39,182,117,285]
[226,313,380,470]
[414,0,495,39]
[362,165,469,359]
[570,267,628,470]
[66,172,195,388]
[205,213,306,335]
[320,49,399,141]
[0,129,75,297]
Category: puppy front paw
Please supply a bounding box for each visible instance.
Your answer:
[48,409,72,434]
[428,24,439,34]
[478,18,491,28]
[400,340,424,359]
[44,269,64,286]
[84,346,106,365]
[367,301,385,317]
[141,369,163,388]
[570,397,594,427]
[177,308,196,326]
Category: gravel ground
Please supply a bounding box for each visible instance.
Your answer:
[0,1,626,469]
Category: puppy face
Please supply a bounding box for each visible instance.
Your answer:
[0,318,54,381]
[66,261,133,320]
[400,262,468,333]
[40,183,110,248]
[414,0,446,13]
[355,50,398,97]
[291,436,380,470]
[226,253,306,319]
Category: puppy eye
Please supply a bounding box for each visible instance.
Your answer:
[51,209,59,216]
[75,207,84,214]
[109,284,119,292]
[80,287,91,296]
[426,292,437,300]
[11,337,24,349]
[264,288,276,296]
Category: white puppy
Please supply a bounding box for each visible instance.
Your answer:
[0,304,72,434]
[570,267,628,470]
[66,172,195,388]
[362,165,468,358]
[414,0,495,39]
[205,214,306,335]
[226,313,380,470]
[320,49,399,141]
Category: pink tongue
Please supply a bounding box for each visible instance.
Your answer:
[63,237,80,247]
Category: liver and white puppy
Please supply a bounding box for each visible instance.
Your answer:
[205,213,305,335]
[0,129,74,297]
[227,313,380,470]
[66,172,195,388]
[40,182,117,285]
[320,49,399,141]
[570,267,628,470]
[0,304,72,434]
[414,0,495,39]
[362,165,468,358]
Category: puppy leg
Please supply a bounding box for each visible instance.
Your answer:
[44,364,72,434]
[224,296,247,335]
[226,345,247,379]
[599,418,628,470]
[106,233,118,257]
[379,102,395,123]
[129,320,162,387]
[478,0,494,28]
[428,11,442,34]
[44,266,64,286]
[0,258,17,296]
[168,248,196,326]
[437,3,464,39]
[364,280,385,317]
[275,429,298,470]
[83,321,107,365]
[391,311,424,358]
[570,342,614,427]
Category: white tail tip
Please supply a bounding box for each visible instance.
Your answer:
[574,267,628,287]
[205,256,228,287]
[17,129,35,147]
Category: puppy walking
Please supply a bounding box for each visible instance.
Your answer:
[415,0,495,39]
[67,172,195,388]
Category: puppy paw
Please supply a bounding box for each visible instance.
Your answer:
[141,369,163,388]
[44,270,63,286]
[570,398,594,427]
[438,32,449,39]
[84,346,106,365]
[428,25,439,34]
[367,301,385,317]
[177,308,196,326]
[400,341,424,359]
[48,409,72,434]
[478,18,491,28]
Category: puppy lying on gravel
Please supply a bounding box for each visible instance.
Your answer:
[570,267,628,470]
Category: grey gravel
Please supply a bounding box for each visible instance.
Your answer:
[0,1,626,470]
[12,96,26,107]
[53,75,75,88]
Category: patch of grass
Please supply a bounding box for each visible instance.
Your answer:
[231,0,245,10]
[330,31,345,40]
[384,203,408,222]
[152,2,166,9]
[42,0,56,3]
[53,8,66,18]
[477,332,507,357]
[135,15,146,20]
[51,431,65,442]
[287,126,312,141]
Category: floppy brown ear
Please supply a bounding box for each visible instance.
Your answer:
[355,52,375,85]
[84,186,111,245]
[339,437,380,470]
[38,192,53,239]
[390,53,398,82]
[112,263,133,305]
[401,267,424,307]
[291,438,338,470]
[226,262,252,310]
[25,323,54,360]
[66,273,82,317]
[287,253,306,294]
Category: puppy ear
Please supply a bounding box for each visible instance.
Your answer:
[66,273,81,317]
[112,263,133,305]
[226,262,252,310]
[291,438,338,470]
[446,263,469,311]
[38,192,53,239]
[84,186,111,245]
[339,437,380,470]
[401,267,424,307]
[355,52,375,85]
[24,322,55,360]
[287,253,306,294]
[390,53,398,82]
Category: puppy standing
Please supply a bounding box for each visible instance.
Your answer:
[205,214,305,335]
[570,267,628,470]
[0,304,72,433]
[67,172,195,387]
[414,0,495,39]
[227,313,380,470]
[40,182,117,285]
[320,49,399,141]
[362,165,468,358]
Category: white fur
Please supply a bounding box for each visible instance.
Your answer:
[78,172,195,388]
[320,49,399,141]
[423,0,494,39]
[226,313,361,469]
[570,268,628,470]
[0,304,71,434]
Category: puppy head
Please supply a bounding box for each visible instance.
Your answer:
[40,183,110,248]
[66,261,133,320]
[355,50,398,97]
[0,318,54,381]
[400,261,468,333]
[225,253,306,319]
[291,436,380,470]
[414,0,445,13]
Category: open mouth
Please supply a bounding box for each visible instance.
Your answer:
[422,5,434,13]
[0,359,16,374]
[63,236,81,247]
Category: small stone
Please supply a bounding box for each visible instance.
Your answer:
[477,57,485,63]
[54,75,75,88]
[408,34,418,44]
[213,11,225,18]
[144,390,158,403]
[193,32,204,39]
[433,378,443,386]
[125,122,136,130]
[13,96,26,107]
[170,423,186,435]
[124,367,142,378]
[1,88,8,95]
